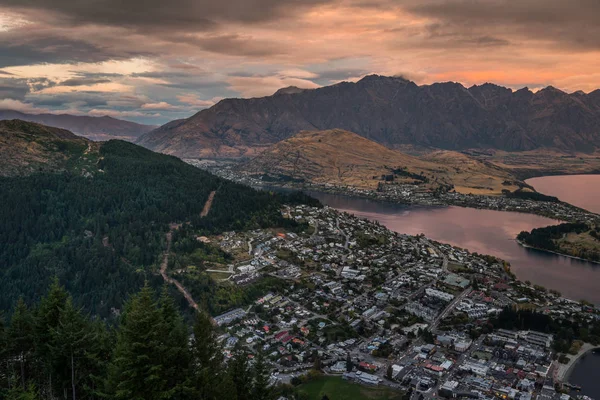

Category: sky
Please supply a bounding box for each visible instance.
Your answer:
[0,0,599,125]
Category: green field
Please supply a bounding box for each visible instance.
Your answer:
[297,376,403,400]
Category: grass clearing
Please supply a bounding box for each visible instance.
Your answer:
[297,376,403,400]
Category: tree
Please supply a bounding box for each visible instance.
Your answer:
[228,350,252,400]
[108,284,167,400]
[191,311,228,399]
[386,364,393,380]
[8,298,35,390]
[157,287,192,400]
[34,277,69,396]
[49,297,95,400]
[251,349,271,400]
[345,353,352,372]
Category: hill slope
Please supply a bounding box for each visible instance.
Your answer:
[0,119,100,177]
[0,109,156,141]
[0,120,305,316]
[138,75,600,158]
[240,129,522,194]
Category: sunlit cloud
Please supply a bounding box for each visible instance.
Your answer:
[0,0,598,123]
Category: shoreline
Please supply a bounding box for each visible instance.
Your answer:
[516,240,600,266]
[556,344,600,382]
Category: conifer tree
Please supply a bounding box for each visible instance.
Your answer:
[8,298,35,390]
[108,283,166,400]
[251,349,271,400]
[50,298,95,400]
[191,311,227,400]
[157,287,192,399]
[34,277,68,396]
[228,349,252,400]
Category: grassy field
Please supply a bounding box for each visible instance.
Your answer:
[297,376,403,400]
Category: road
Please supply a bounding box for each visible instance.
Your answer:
[200,190,216,217]
[430,288,472,331]
[159,225,199,310]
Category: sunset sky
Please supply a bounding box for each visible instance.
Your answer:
[0,0,599,124]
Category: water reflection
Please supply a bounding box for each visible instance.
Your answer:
[305,191,600,305]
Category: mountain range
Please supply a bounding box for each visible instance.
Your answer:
[0,110,156,141]
[137,75,600,158]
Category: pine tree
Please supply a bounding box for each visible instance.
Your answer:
[49,298,95,400]
[34,277,68,396]
[191,311,228,399]
[108,284,167,400]
[251,349,271,400]
[228,350,252,400]
[8,298,35,390]
[0,313,9,395]
[157,286,192,399]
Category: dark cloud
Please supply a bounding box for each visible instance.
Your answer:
[60,78,112,86]
[0,35,151,67]
[0,78,30,99]
[1,0,331,31]
[183,34,286,57]
[406,0,600,51]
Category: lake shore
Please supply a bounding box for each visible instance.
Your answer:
[556,344,600,382]
[516,240,600,266]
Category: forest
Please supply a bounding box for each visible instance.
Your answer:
[517,222,600,262]
[491,308,600,353]
[0,139,317,317]
[0,279,289,400]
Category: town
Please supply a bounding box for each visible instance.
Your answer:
[173,202,600,400]
[186,160,600,227]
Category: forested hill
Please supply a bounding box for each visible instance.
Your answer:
[0,121,310,317]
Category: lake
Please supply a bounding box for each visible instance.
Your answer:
[305,181,600,304]
[526,175,600,214]
[568,349,600,399]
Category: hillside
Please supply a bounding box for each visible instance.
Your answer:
[0,109,156,141]
[0,119,100,177]
[0,120,307,316]
[240,129,522,194]
[137,75,600,158]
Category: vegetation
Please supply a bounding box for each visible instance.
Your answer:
[504,189,559,203]
[0,280,284,400]
[296,375,403,400]
[517,222,600,262]
[491,308,600,352]
[0,138,314,317]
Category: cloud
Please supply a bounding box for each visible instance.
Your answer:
[0,98,49,113]
[177,94,222,108]
[227,75,320,97]
[141,101,178,110]
[60,78,111,86]
[0,0,331,30]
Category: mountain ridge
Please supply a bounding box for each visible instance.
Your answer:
[0,109,157,142]
[137,75,600,158]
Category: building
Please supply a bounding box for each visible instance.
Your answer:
[426,288,455,302]
[522,331,553,348]
[442,274,470,289]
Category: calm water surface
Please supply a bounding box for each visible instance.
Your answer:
[526,175,600,214]
[306,187,600,305]
[568,349,600,399]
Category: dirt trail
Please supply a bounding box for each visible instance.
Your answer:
[160,224,199,310]
[200,191,216,217]
[160,191,219,313]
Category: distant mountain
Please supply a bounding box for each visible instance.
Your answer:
[239,129,522,195]
[0,110,156,141]
[137,75,600,158]
[0,119,99,177]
